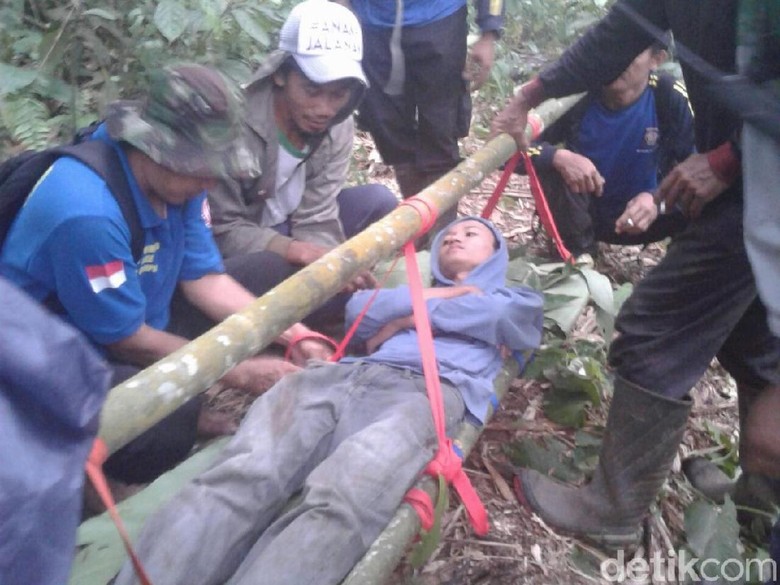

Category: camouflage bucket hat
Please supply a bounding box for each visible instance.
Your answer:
[105,64,260,179]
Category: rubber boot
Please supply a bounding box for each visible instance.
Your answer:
[514,376,692,549]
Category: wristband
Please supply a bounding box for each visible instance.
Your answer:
[706,141,741,185]
[284,332,338,362]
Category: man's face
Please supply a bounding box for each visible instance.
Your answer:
[274,68,354,139]
[438,220,497,281]
[147,163,217,207]
[603,48,663,103]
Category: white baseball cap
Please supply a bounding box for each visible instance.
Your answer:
[279,0,367,86]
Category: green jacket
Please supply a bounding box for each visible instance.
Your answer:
[208,52,363,259]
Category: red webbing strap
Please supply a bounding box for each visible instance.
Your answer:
[481,148,573,264]
[522,151,573,263]
[330,255,401,362]
[85,439,154,585]
[481,151,523,220]
[401,240,489,536]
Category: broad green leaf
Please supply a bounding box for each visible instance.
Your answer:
[232,9,271,47]
[154,0,189,43]
[69,439,227,584]
[578,267,615,315]
[543,274,589,334]
[544,393,589,428]
[0,63,37,96]
[198,0,229,17]
[504,436,584,483]
[683,497,742,582]
[522,345,569,380]
[572,430,601,473]
[32,74,74,103]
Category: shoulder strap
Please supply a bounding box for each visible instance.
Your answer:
[53,141,144,262]
[649,71,690,177]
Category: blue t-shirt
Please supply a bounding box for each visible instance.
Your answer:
[575,87,660,224]
[0,127,224,346]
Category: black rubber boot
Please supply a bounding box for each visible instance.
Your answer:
[514,376,691,549]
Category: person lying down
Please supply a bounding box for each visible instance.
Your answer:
[115,216,544,585]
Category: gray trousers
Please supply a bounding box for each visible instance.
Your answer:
[115,362,465,585]
[743,124,780,337]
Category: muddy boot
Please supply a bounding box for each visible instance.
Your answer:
[514,376,691,549]
[393,164,457,248]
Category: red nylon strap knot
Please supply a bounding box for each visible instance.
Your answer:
[424,439,463,483]
[404,488,435,532]
[399,197,438,240]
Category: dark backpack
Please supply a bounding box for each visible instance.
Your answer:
[0,138,143,261]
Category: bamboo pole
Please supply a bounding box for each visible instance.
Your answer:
[98,94,583,456]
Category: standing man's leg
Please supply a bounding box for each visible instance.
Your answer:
[515,196,780,546]
[742,106,780,340]
[358,9,468,204]
[358,23,417,189]
[396,7,470,241]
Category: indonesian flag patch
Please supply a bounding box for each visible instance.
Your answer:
[86,260,127,294]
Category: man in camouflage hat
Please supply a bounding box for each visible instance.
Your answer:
[207,0,398,327]
[0,63,333,488]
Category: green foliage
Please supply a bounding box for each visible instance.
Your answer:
[524,339,609,428]
[505,0,609,55]
[504,429,600,485]
[471,0,611,113]
[702,421,741,480]
[0,0,298,155]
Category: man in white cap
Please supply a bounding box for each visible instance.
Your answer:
[208,0,397,328]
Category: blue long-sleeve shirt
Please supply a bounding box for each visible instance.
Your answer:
[342,218,543,423]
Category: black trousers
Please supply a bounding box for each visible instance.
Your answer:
[357,7,470,174]
[539,168,688,256]
[609,193,780,399]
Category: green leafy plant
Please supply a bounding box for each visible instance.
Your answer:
[0,0,297,154]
